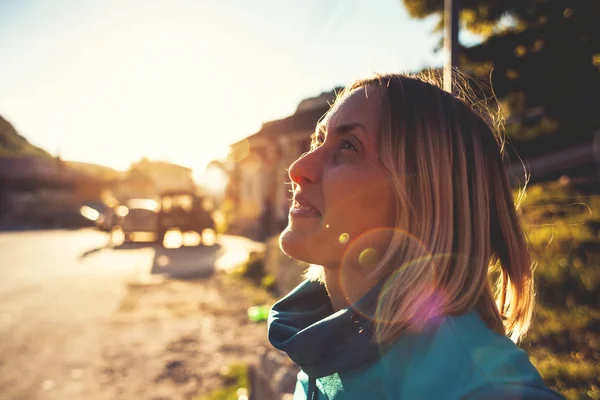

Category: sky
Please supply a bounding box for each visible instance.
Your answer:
[0,0,477,175]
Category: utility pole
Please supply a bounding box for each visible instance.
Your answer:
[443,0,460,93]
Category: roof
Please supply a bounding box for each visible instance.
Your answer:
[230,88,340,148]
[232,105,330,147]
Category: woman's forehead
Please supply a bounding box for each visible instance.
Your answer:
[324,86,380,132]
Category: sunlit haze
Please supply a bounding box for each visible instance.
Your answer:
[0,0,457,174]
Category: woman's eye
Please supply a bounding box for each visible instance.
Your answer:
[339,139,357,152]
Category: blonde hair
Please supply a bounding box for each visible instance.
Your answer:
[329,72,535,344]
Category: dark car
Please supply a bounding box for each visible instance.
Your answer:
[156,191,215,244]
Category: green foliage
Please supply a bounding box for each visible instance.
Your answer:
[519,180,600,399]
[402,0,443,19]
[260,274,277,292]
[232,251,267,283]
[201,363,249,400]
[231,251,280,299]
[402,0,600,139]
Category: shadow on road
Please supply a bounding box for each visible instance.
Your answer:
[79,231,223,280]
[80,246,108,258]
[112,241,159,251]
[79,239,156,259]
[151,244,221,280]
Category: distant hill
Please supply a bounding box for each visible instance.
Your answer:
[0,114,123,182]
[0,115,52,159]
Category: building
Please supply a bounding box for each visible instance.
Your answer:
[227,89,339,238]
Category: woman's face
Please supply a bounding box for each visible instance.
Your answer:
[280,86,396,268]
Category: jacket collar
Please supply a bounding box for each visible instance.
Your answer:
[268,279,386,378]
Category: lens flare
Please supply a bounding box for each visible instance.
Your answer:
[338,233,350,244]
[369,253,456,327]
[358,248,378,267]
[338,227,449,328]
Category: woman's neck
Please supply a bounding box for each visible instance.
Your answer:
[322,265,377,312]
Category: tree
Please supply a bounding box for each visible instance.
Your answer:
[403,0,600,139]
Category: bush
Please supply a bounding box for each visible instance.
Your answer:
[233,251,266,282]
[519,180,600,399]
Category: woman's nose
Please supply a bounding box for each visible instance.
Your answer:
[288,149,323,187]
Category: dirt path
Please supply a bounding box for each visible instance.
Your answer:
[85,274,274,400]
[13,272,271,400]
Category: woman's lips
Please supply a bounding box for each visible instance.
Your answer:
[291,194,321,218]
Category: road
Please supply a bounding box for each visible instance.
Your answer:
[0,229,266,400]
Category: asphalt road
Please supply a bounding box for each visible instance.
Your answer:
[0,228,264,400]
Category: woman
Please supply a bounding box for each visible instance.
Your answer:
[267,73,564,399]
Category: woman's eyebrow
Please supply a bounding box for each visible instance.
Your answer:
[332,122,367,136]
[329,123,370,146]
[317,122,368,137]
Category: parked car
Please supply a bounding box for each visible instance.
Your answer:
[119,198,159,242]
[156,191,215,244]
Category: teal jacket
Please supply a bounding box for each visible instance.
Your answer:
[268,280,564,400]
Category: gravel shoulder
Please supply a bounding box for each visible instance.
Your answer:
[89,273,275,400]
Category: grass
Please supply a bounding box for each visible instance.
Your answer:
[519,179,600,399]
[201,363,249,400]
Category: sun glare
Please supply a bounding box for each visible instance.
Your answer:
[201,165,228,194]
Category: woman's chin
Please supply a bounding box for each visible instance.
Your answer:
[279,227,301,258]
[279,226,315,263]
